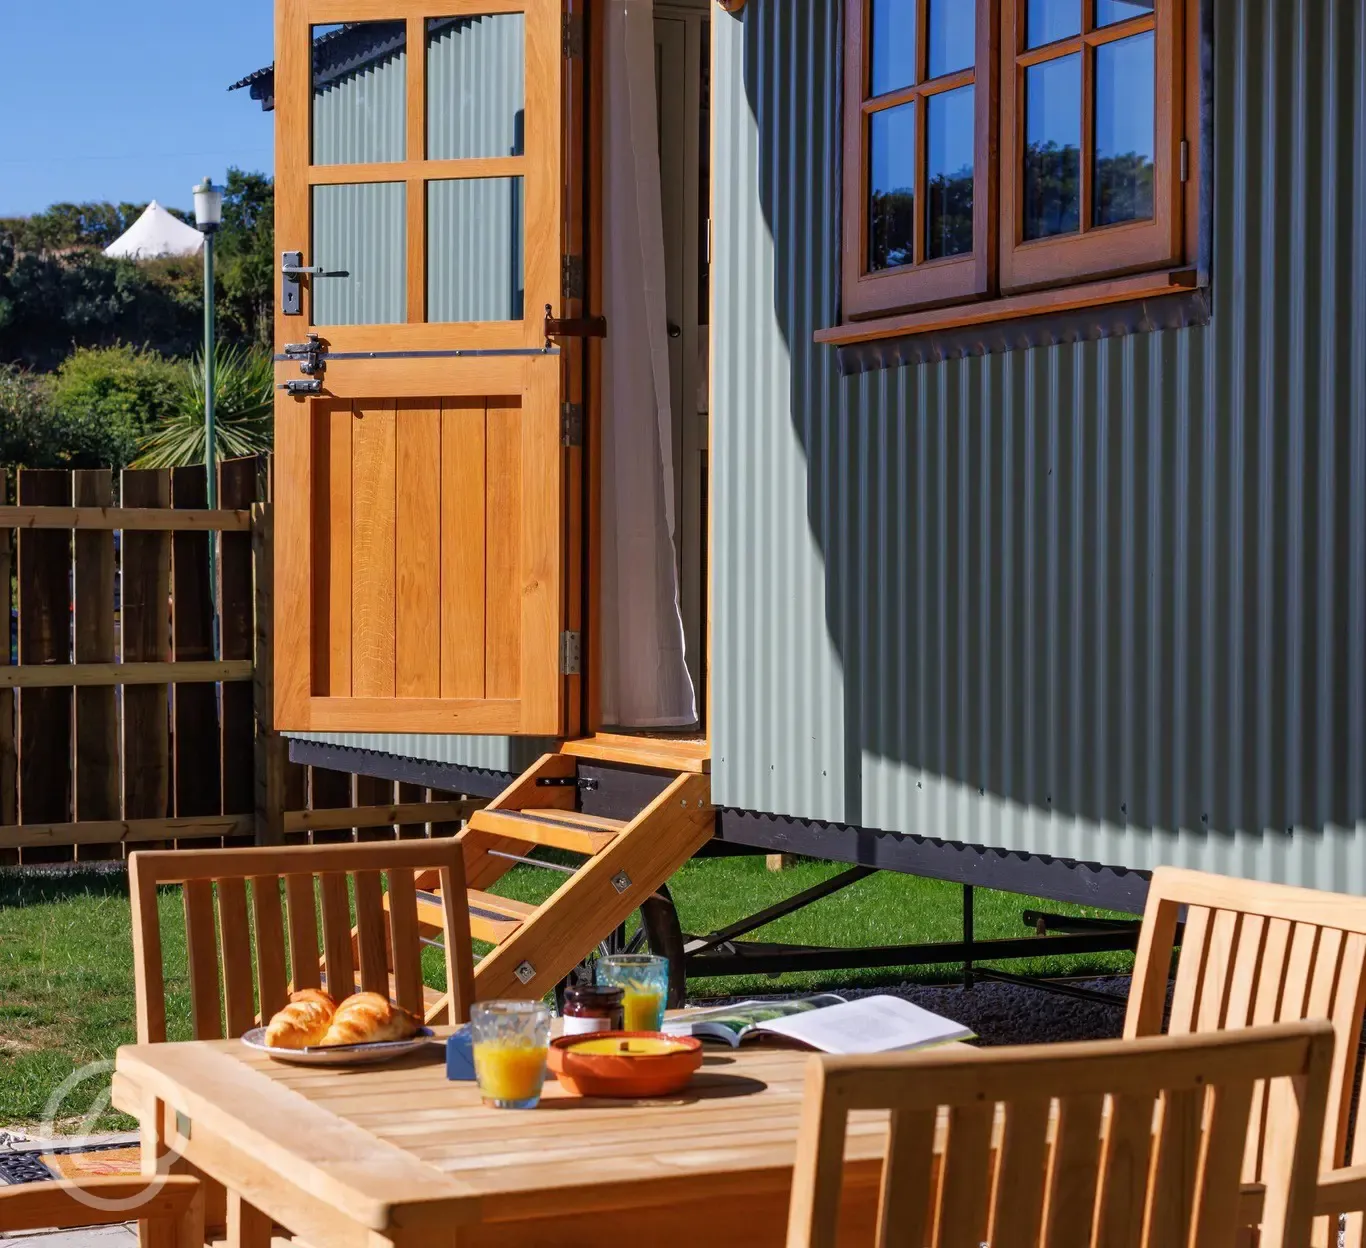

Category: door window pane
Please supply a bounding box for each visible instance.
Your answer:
[868,101,917,271]
[926,85,974,258]
[427,178,526,323]
[870,0,917,97]
[427,14,526,160]
[312,22,407,165]
[927,0,975,79]
[1094,31,1155,226]
[1026,0,1080,48]
[1023,54,1081,239]
[1096,0,1155,26]
[311,183,407,325]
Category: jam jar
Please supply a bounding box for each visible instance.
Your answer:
[561,984,625,1036]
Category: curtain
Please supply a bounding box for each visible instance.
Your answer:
[599,0,698,728]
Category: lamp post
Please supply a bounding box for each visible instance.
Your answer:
[193,177,224,659]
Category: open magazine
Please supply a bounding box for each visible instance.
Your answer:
[663,994,975,1053]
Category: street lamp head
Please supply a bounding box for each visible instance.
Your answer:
[193,177,224,234]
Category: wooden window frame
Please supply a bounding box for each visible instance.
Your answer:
[841,0,998,320]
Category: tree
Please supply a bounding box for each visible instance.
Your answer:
[214,170,275,352]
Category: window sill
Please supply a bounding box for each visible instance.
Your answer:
[814,268,1200,348]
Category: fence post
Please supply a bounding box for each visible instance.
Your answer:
[253,502,287,845]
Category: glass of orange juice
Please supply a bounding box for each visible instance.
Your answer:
[598,955,669,1031]
[470,1001,551,1109]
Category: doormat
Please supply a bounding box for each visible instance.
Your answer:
[0,1142,140,1185]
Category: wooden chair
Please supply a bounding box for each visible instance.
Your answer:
[0,1175,201,1243]
[1127,866,1366,1245]
[129,839,476,1042]
[786,1023,1333,1248]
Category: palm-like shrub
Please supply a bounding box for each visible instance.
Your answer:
[135,345,273,468]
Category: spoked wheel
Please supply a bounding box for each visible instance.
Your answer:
[560,883,688,1009]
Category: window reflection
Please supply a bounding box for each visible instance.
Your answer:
[1023,54,1081,239]
[869,102,917,270]
[1096,0,1154,26]
[927,0,975,79]
[871,0,917,97]
[1026,0,1080,48]
[311,21,407,165]
[927,86,974,259]
[1094,32,1155,225]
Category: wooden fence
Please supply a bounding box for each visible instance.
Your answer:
[0,457,482,865]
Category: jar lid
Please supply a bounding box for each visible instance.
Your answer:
[565,984,625,1006]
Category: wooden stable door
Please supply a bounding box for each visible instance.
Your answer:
[272,0,579,735]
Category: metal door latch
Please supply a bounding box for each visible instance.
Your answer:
[278,379,323,396]
[283,333,328,376]
[544,304,608,348]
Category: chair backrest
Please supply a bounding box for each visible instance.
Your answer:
[0,1175,201,1235]
[1126,866,1366,1188]
[129,840,475,1043]
[786,1023,1333,1248]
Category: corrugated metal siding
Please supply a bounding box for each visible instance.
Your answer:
[313,38,406,165]
[427,14,525,160]
[712,0,1366,886]
[312,181,406,326]
[427,177,526,323]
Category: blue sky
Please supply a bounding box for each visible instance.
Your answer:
[0,0,276,217]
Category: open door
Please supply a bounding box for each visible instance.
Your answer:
[272,0,583,735]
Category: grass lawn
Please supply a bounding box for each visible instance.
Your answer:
[0,855,1133,1134]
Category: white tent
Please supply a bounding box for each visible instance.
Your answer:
[103,201,204,260]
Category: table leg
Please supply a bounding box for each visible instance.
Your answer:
[174,1181,206,1248]
[227,1193,274,1248]
[137,1096,175,1248]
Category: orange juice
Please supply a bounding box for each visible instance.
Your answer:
[622,990,664,1032]
[568,1036,687,1056]
[472,1041,548,1105]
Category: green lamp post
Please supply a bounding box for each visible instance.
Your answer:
[193,176,224,659]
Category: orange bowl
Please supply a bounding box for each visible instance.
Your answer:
[548,1032,704,1098]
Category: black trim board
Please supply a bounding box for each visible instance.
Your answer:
[287,739,514,799]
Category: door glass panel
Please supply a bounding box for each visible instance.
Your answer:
[926,85,974,259]
[870,0,917,97]
[427,178,526,322]
[312,22,407,165]
[1023,54,1081,239]
[927,0,975,79]
[311,183,407,325]
[1094,31,1155,225]
[868,101,917,271]
[1026,0,1080,48]
[1096,0,1154,26]
[427,14,526,160]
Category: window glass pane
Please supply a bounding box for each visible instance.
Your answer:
[1094,31,1155,226]
[868,101,917,271]
[1026,0,1080,48]
[427,15,525,160]
[870,0,917,97]
[428,178,525,322]
[312,183,407,325]
[1096,0,1155,26]
[1023,54,1081,239]
[312,22,407,165]
[927,0,975,78]
[926,85,974,259]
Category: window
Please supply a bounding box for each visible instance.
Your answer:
[836,0,1195,333]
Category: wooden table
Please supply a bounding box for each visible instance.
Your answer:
[112,1030,895,1248]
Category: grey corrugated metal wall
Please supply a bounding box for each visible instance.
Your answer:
[712,0,1366,886]
[427,14,525,160]
[313,40,406,165]
[312,181,407,325]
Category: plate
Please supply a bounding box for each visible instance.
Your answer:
[240,1026,437,1066]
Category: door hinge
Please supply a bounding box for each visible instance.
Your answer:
[562,12,585,59]
[1180,139,1190,183]
[562,254,586,301]
[561,402,584,447]
[560,631,582,676]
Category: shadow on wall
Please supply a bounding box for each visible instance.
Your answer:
[731,0,1366,846]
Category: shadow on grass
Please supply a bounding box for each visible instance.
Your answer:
[0,865,130,909]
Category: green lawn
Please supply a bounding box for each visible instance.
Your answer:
[0,856,1132,1133]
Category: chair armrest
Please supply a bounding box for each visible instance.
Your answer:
[0,1174,200,1233]
[1316,1164,1366,1216]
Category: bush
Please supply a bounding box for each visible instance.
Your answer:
[46,345,181,470]
[135,345,273,468]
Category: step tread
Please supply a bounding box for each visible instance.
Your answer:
[403,886,534,947]
[469,807,619,854]
[514,807,627,833]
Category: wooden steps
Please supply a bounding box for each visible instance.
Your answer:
[467,806,622,855]
[559,733,710,774]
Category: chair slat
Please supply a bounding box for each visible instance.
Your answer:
[1306,927,1344,1021]
[182,879,222,1040]
[1278,922,1323,1023]
[1144,1087,1202,1248]
[1092,1093,1155,1248]
[386,867,424,1017]
[1190,1079,1256,1246]
[353,870,389,995]
[251,876,290,1021]
[1125,897,1182,1038]
[319,871,355,998]
[438,859,475,1024]
[874,1109,936,1248]
[788,1062,848,1248]
[987,1098,1051,1248]
[1325,932,1366,1172]
[1041,1094,1103,1248]
[1245,917,1294,1181]
[129,859,167,1044]
[1195,909,1243,1032]
[284,873,321,991]
[1168,905,1213,1034]
[936,1103,993,1247]
[1224,912,1268,1029]
[215,878,255,1038]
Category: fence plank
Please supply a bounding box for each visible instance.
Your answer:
[171,466,222,831]
[73,470,120,861]
[17,470,73,863]
[0,507,250,531]
[220,459,257,844]
[0,475,16,866]
[397,782,428,840]
[355,774,395,842]
[121,470,172,837]
[252,503,287,845]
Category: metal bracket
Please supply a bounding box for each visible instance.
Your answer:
[278,379,323,397]
[534,774,600,791]
[561,403,584,447]
[561,255,586,301]
[174,1111,192,1141]
[610,871,633,895]
[283,332,328,376]
[544,304,607,345]
[514,961,537,985]
[562,12,585,59]
[560,631,582,676]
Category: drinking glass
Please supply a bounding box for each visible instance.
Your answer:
[469,1000,551,1109]
[598,955,669,1032]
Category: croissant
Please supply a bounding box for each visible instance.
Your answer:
[319,991,421,1046]
[264,989,337,1049]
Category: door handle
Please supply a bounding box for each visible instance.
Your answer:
[281,251,351,317]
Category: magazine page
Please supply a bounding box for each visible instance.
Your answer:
[753,995,974,1055]
[662,995,847,1045]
